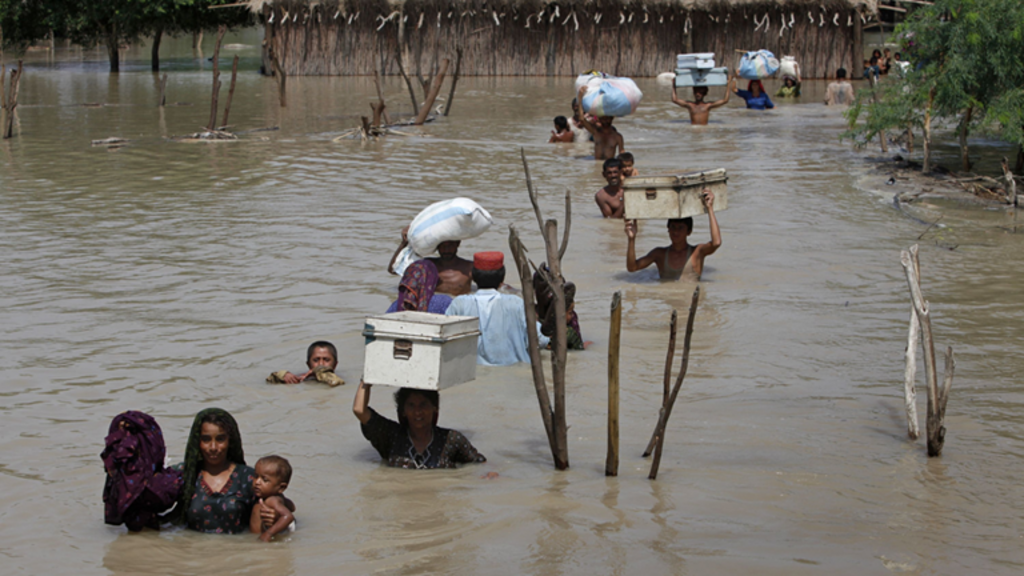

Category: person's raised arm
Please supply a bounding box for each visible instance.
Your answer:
[386,226,410,276]
[709,77,734,109]
[256,496,295,543]
[693,189,722,258]
[352,380,372,424]
[671,85,694,110]
[730,70,740,94]
[576,86,598,135]
[625,220,659,272]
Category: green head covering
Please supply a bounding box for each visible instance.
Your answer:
[173,408,245,525]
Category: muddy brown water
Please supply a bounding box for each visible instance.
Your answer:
[2,33,1024,575]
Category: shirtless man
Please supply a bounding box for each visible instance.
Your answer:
[594,158,625,219]
[624,190,721,280]
[576,86,625,160]
[670,73,735,125]
[427,240,474,296]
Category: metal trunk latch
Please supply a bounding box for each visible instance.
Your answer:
[645,188,657,200]
[393,339,413,360]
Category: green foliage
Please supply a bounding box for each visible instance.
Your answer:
[846,0,1024,152]
[1,0,54,50]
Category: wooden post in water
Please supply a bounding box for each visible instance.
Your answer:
[443,47,463,117]
[206,27,226,131]
[3,61,22,139]
[413,58,450,125]
[644,309,678,456]
[647,287,700,480]
[506,149,572,470]
[605,291,622,477]
[269,47,286,108]
[221,56,239,128]
[900,245,954,457]
[371,70,390,127]
[158,73,169,107]
[903,245,921,440]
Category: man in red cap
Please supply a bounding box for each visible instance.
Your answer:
[445,252,549,366]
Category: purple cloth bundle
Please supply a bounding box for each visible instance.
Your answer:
[101,411,182,531]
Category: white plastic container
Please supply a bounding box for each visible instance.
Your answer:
[623,169,729,220]
[362,312,480,391]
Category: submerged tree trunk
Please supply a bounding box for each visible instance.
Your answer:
[106,28,120,73]
[958,105,974,172]
[151,28,163,73]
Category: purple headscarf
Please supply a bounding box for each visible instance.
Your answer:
[397,259,441,312]
[101,411,181,531]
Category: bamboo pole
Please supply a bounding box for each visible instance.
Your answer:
[443,47,462,117]
[606,291,622,477]
[413,58,449,125]
[207,27,226,131]
[903,245,921,440]
[900,246,952,457]
[221,56,239,128]
[648,287,700,479]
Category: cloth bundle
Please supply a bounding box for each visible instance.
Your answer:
[575,71,643,117]
[738,50,780,80]
[101,411,182,531]
[778,55,800,79]
[392,198,493,276]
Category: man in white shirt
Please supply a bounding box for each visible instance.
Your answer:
[446,252,549,366]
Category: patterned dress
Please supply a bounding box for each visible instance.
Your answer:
[173,463,256,534]
[361,408,486,469]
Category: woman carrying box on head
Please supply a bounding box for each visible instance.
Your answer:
[352,381,486,469]
[624,190,722,281]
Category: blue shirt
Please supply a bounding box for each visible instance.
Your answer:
[445,289,550,366]
[736,90,775,110]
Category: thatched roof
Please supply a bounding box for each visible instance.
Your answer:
[245,0,878,11]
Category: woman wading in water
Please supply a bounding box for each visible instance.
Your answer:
[172,408,278,533]
[353,382,486,469]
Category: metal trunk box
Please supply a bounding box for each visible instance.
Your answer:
[674,67,730,87]
[362,312,480,390]
[622,169,729,220]
[676,53,716,69]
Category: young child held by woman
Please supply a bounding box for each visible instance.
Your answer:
[249,455,296,542]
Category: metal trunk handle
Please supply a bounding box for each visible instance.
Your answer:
[393,339,413,360]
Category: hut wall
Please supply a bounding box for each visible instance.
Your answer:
[263,1,864,79]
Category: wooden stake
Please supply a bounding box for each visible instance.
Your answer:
[903,245,921,440]
[606,291,622,477]
[1002,157,1017,207]
[395,51,419,116]
[158,73,168,107]
[923,87,935,173]
[221,55,239,128]
[644,310,678,456]
[443,47,463,117]
[207,27,226,131]
[269,47,286,108]
[3,61,21,139]
[413,58,450,125]
[648,286,700,480]
[558,189,572,261]
[900,246,952,457]
[544,218,570,469]
[508,226,559,462]
[372,70,391,126]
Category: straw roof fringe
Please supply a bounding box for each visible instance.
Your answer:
[246,0,878,11]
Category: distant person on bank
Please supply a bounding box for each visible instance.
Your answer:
[269,341,342,385]
[445,252,550,366]
[825,68,856,106]
[624,190,722,280]
[353,382,486,469]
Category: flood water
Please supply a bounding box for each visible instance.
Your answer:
[2,32,1024,576]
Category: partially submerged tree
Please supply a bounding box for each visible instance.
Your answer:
[845,0,1024,173]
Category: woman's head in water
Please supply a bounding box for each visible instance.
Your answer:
[395,388,440,429]
[747,80,764,96]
